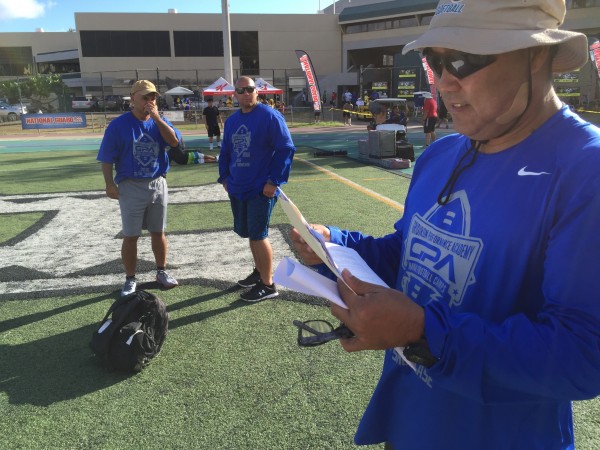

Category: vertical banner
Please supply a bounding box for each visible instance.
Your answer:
[421,57,437,98]
[295,50,322,112]
[590,41,600,87]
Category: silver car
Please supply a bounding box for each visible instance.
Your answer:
[0,101,28,122]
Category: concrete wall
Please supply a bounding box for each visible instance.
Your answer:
[73,12,341,79]
[0,32,78,57]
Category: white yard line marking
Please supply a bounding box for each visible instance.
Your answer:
[295,157,405,212]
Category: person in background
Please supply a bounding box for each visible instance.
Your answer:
[422,91,438,146]
[314,107,321,124]
[343,89,352,104]
[202,97,223,151]
[290,0,600,448]
[173,96,181,109]
[436,96,449,129]
[97,80,180,297]
[277,100,286,115]
[183,97,192,120]
[218,76,296,302]
[385,104,408,127]
[167,133,218,165]
[366,101,387,131]
[343,100,353,126]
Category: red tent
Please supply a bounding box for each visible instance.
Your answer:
[203,77,235,96]
[255,78,283,95]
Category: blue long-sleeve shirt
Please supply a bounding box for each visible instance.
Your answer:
[218,103,295,199]
[327,107,600,449]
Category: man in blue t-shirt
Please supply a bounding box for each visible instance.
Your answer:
[97,80,180,297]
[290,1,600,449]
[218,76,295,302]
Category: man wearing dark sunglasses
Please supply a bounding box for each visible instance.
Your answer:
[218,77,295,302]
[290,1,600,449]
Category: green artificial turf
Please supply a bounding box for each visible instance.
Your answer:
[0,141,598,449]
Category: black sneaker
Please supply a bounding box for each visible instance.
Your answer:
[237,268,261,288]
[240,281,279,302]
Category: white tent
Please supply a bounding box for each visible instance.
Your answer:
[255,78,283,95]
[203,77,235,96]
[164,86,194,96]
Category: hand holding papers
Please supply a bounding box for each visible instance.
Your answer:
[274,189,387,306]
[274,188,416,370]
[275,189,341,279]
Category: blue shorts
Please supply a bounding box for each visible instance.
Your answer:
[229,193,277,240]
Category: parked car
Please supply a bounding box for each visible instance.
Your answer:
[0,101,27,122]
[97,94,125,111]
[71,96,99,112]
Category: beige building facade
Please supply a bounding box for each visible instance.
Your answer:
[0,1,599,105]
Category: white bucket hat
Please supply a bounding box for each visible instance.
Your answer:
[402,0,588,73]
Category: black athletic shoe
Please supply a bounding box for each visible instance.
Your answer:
[237,268,261,288]
[240,281,279,302]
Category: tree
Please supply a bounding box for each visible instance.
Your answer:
[0,75,68,112]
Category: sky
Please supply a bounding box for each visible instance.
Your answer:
[0,0,335,32]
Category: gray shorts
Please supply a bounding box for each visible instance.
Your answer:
[118,177,168,236]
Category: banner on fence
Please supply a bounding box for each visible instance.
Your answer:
[161,111,185,123]
[21,113,87,130]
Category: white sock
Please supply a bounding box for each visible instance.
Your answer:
[209,144,213,150]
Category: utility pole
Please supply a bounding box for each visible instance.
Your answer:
[222,0,234,84]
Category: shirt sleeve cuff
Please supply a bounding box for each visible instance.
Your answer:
[328,226,343,245]
[423,301,449,359]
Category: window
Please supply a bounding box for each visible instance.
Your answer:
[368,21,387,32]
[345,16,419,34]
[567,0,600,7]
[174,31,224,57]
[345,24,368,34]
[237,31,259,75]
[0,47,33,76]
[80,31,170,57]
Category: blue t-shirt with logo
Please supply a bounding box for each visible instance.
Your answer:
[97,111,174,184]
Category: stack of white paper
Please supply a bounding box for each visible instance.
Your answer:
[273,188,416,370]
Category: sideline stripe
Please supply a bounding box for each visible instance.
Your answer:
[295,156,405,212]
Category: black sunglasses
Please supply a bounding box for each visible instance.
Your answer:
[293,320,354,347]
[423,48,497,80]
[235,86,256,94]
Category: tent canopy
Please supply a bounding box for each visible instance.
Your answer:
[203,77,235,96]
[164,86,194,96]
[255,78,283,95]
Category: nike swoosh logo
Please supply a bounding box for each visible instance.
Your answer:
[518,167,550,176]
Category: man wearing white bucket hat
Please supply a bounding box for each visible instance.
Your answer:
[290,1,600,448]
